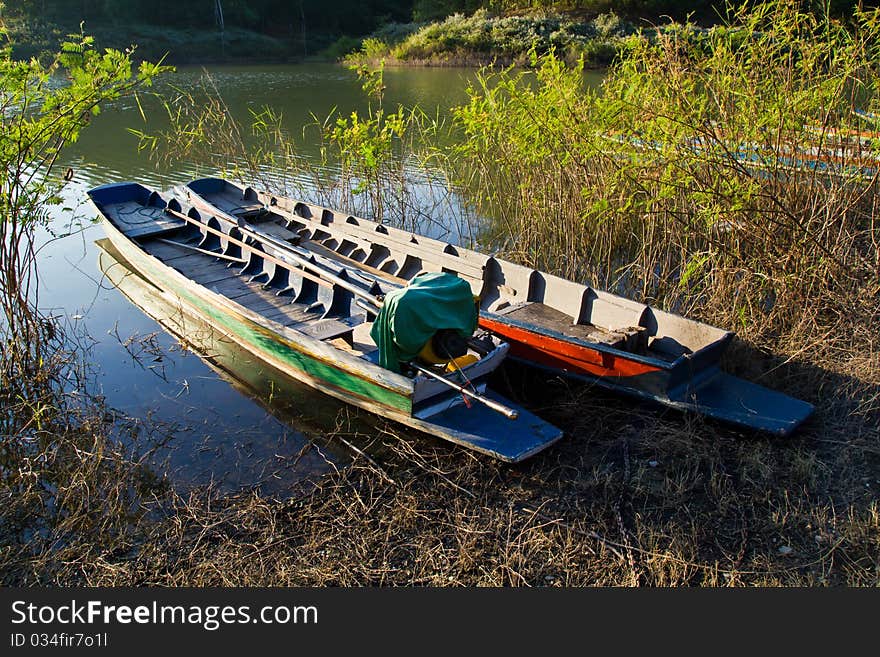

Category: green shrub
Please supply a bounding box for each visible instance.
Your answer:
[390,8,633,65]
[446,1,880,348]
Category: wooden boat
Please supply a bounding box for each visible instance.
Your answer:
[606,131,880,180]
[177,177,815,436]
[87,181,564,463]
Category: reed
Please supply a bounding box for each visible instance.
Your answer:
[445,0,880,354]
[137,64,479,243]
[0,21,171,582]
[0,21,168,415]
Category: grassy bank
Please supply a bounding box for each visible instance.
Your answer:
[3,360,877,586]
[344,9,643,68]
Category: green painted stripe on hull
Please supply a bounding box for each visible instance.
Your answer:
[202,302,412,413]
[107,229,412,414]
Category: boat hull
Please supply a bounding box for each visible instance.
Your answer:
[101,218,414,415]
[481,312,812,435]
[177,177,816,437]
[89,182,563,462]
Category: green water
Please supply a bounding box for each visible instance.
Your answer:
[58,63,482,187]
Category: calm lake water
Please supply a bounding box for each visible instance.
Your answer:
[38,63,601,495]
[37,63,486,496]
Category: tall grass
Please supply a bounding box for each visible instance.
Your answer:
[446,0,880,354]
[138,65,475,240]
[0,22,171,582]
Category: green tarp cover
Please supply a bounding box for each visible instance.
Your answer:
[370,272,478,373]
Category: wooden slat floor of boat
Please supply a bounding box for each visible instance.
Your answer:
[110,202,183,237]
[182,211,372,292]
[250,219,305,243]
[503,302,636,347]
[300,237,408,285]
[140,239,207,264]
[140,237,355,340]
[209,279,328,331]
[244,199,486,282]
[255,221,369,275]
[198,271,303,317]
[256,220,410,289]
[199,188,264,218]
[281,206,489,279]
[302,222,486,281]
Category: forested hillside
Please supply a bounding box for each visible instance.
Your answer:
[4,1,872,62]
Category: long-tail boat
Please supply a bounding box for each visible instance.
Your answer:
[177,177,815,437]
[87,181,563,463]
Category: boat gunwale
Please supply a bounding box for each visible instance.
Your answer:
[479,309,735,372]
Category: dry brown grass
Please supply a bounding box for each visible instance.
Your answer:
[3,343,877,587]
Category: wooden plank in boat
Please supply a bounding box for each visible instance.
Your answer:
[203,187,265,217]
[202,278,302,318]
[206,278,309,322]
[169,255,242,285]
[142,251,235,284]
[203,274,320,327]
[294,318,354,342]
[309,225,487,280]
[327,336,366,356]
[211,282,259,302]
[141,239,207,263]
[236,295,293,317]
[201,276,253,300]
[180,267,239,288]
[270,205,487,280]
[108,202,183,238]
[249,219,301,243]
[501,302,645,350]
[221,199,265,216]
[262,304,319,326]
[200,265,350,337]
[252,221,392,280]
[300,237,408,285]
[122,223,183,239]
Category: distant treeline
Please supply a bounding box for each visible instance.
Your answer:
[9,0,412,37]
[8,1,875,38]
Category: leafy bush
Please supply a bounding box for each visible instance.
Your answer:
[388,8,633,66]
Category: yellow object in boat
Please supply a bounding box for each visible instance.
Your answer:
[417,337,447,365]
[446,354,478,371]
[417,328,471,365]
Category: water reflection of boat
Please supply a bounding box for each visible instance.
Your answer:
[88,182,562,463]
[178,177,814,437]
[97,236,358,487]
